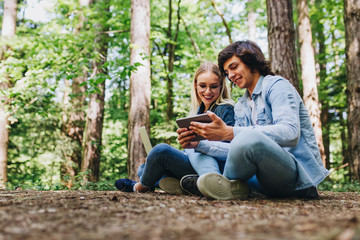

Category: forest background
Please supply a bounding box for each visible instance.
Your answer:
[0,0,359,192]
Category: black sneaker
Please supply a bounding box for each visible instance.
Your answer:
[180,174,203,196]
[115,178,137,192]
[295,186,319,199]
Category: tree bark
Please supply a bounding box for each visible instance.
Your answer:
[1,0,17,37]
[266,0,300,92]
[339,112,349,167]
[0,0,17,188]
[0,81,10,187]
[296,0,326,167]
[314,0,330,168]
[344,0,360,180]
[81,0,109,182]
[127,0,151,181]
[165,0,181,122]
[247,0,256,41]
[81,78,105,182]
[61,0,89,188]
[320,106,330,170]
[166,0,174,121]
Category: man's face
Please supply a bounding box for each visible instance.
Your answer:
[223,55,259,94]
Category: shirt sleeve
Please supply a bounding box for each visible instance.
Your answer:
[234,79,301,147]
[195,140,230,160]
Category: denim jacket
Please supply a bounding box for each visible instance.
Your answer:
[197,101,235,126]
[196,75,330,190]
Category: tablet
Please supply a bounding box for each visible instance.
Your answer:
[176,113,212,141]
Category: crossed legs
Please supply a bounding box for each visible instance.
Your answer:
[223,128,298,197]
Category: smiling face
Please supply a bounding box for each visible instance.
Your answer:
[223,55,260,95]
[196,71,221,112]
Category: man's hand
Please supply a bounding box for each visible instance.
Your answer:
[177,127,200,149]
[189,111,234,141]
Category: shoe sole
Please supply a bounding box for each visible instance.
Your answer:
[197,173,249,200]
[159,177,186,195]
[180,174,201,196]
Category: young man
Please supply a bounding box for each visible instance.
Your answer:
[179,40,329,199]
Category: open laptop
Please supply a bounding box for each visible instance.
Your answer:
[139,126,152,155]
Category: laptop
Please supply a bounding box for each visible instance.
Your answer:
[139,126,152,155]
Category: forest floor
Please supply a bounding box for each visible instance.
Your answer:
[0,189,359,240]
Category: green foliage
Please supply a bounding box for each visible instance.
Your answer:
[7,171,118,191]
[99,118,129,181]
[318,180,360,192]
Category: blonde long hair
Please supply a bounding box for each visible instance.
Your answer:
[189,62,234,116]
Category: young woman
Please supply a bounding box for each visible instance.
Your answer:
[115,62,235,195]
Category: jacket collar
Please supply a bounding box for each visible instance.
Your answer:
[197,101,217,114]
[244,75,264,99]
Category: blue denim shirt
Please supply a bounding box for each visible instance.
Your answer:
[196,75,330,190]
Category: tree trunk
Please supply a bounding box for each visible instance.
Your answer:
[127,0,151,181]
[0,0,17,188]
[344,0,360,181]
[321,106,330,170]
[247,0,256,41]
[266,0,300,92]
[61,0,89,188]
[81,0,109,182]
[61,74,87,186]
[166,0,174,121]
[339,112,349,167]
[314,0,330,168]
[165,0,181,122]
[81,79,105,182]
[0,81,10,187]
[296,0,326,167]
[1,0,17,37]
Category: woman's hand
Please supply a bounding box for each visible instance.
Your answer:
[189,111,234,141]
[177,127,200,149]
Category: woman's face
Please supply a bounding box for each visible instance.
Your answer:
[196,71,221,111]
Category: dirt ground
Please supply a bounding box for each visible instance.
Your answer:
[0,190,359,240]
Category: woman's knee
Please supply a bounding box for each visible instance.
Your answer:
[149,143,172,156]
[146,143,174,164]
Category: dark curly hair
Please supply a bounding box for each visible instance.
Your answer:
[218,40,274,76]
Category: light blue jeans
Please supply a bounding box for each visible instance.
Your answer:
[224,128,298,197]
[185,149,225,175]
[186,147,264,194]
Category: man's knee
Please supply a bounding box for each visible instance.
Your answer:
[230,128,267,153]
